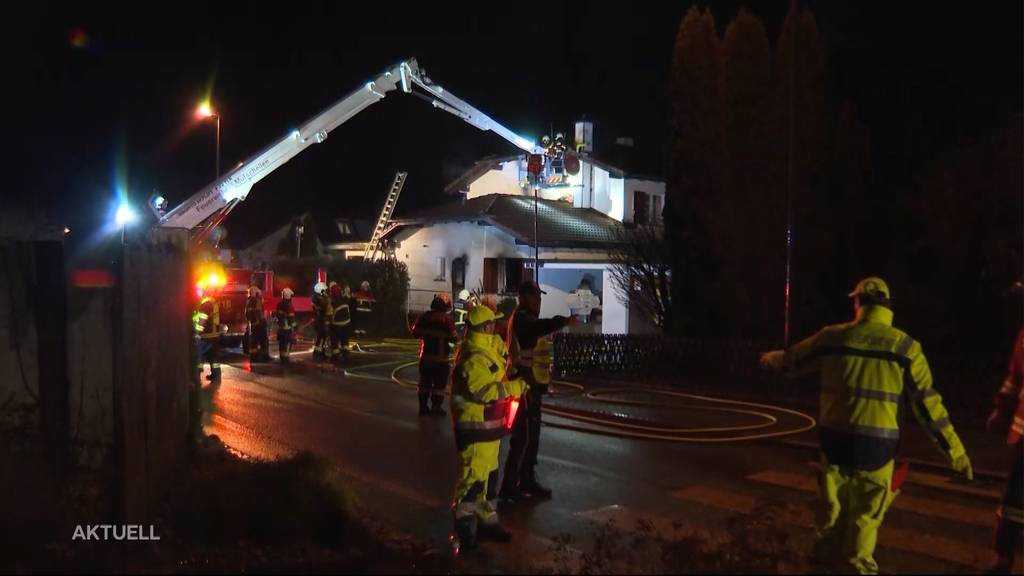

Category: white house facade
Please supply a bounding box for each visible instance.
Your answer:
[386,151,665,335]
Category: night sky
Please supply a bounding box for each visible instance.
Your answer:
[7,1,1022,254]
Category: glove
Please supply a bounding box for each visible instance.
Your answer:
[759,350,785,371]
[951,453,973,481]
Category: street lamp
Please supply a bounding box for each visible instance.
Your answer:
[295,224,304,259]
[195,100,221,179]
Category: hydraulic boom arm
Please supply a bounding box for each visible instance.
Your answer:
[155,59,541,240]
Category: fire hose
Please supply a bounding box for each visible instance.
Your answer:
[378,360,817,443]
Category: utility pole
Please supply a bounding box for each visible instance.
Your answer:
[784,0,798,348]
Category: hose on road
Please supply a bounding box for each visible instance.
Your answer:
[374,359,817,443]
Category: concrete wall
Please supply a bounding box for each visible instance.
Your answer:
[0,242,41,431]
[67,287,115,470]
[114,229,192,522]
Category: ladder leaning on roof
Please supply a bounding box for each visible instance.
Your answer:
[364,171,407,261]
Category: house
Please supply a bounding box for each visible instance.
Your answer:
[382,121,666,335]
[236,213,372,266]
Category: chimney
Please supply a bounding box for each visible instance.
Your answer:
[574,119,594,154]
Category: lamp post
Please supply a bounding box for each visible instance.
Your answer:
[196,101,221,179]
[295,224,304,260]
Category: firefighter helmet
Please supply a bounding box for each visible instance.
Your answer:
[360,280,370,291]
[467,305,502,327]
[457,289,471,302]
[314,282,327,295]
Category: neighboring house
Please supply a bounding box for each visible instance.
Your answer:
[315,216,371,259]
[384,145,665,335]
[236,213,371,267]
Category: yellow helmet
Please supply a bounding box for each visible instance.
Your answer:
[847,277,890,300]
[467,305,503,327]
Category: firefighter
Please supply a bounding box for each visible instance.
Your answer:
[986,324,1024,574]
[500,281,575,501]
[450,305,527,554]
[312,282,329,360]
[453,289,474,340]
[276,288,297,364]
[329,282,353,363]
[760,277,973,574]
[245,285,270,362]
[193,286,222,385]
[353,280,375,338]
[411,295,458,416]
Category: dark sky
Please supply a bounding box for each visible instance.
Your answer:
[7,1,1022,250]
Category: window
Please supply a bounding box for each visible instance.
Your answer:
[633,191,650,224]
[483,258,499,293]
[435,256,446,281]
[504,258,527,291]
[652,195,663,224]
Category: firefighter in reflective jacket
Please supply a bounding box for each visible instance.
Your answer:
[193,288,222,385]
[245,285,270,362]
[275,288,297,364]
[412,296,457,416]
[986,325,1024,574]
[453,289,475,340]
[328,282,352,363]
[353,280,375,337]
[450,305,526,554]
[500,281,574,501]
[761,277,972,575]
[312,282,329,359]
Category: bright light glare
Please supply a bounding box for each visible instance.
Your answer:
[115,203,137,226]
[196,101,215,118]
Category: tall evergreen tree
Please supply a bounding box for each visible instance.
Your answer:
[668,6,726,336]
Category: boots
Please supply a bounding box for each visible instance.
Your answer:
[418,394,430,416]
[519,475,552,499]
[430,397,446,417]
[451,516,477,555]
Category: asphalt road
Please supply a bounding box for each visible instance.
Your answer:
[201,340,1016,574]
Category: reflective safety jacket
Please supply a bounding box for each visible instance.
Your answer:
[782,305,966,470]
[353,289,375,313]
[193,296,220,340]
[452,301,468,328]
[451,331,526,447]
[275,299,296,331]
[329,294,351,326]
[992,327,1024,445]
[412,310,458,364]
[245,295,265,325]
[509,308,569,386]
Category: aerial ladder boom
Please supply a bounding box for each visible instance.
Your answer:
[153,59,542,241]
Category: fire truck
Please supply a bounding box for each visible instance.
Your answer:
[149,58,562,345]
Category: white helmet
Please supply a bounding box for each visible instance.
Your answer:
[314,282,327,295]
[360,280,370,291]
[281,288,294,299]
[457,289,471,302]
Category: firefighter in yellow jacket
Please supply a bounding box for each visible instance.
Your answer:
[760,277,973,575]
[193,287,222,385]
[450,305,526,554]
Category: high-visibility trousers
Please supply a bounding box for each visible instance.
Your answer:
[817,457,895,575]
[453,439,500,537]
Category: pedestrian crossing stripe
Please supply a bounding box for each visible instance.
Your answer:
[670,484,992,569]
[747,470,994,527]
